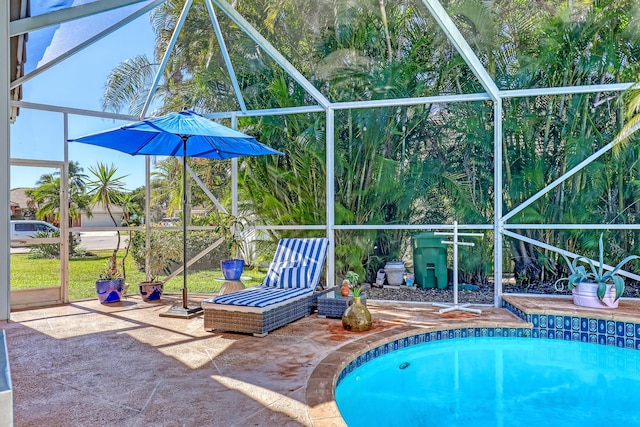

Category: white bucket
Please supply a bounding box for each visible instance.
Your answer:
[384,261,406,286]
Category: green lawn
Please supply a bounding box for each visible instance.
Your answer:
[11,250,267,300]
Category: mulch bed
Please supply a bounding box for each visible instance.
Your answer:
[365,280,640,304]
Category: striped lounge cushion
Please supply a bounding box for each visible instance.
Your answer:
[211,286,313,308]
[263,261,299,288]
[262,238,329,289]
[277,266,309,288]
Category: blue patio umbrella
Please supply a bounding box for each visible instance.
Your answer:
[69,110,282,318]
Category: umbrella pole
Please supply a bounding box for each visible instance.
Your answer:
[182,146,188,308]
[160,136,203,319]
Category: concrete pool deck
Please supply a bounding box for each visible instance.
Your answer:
[3,293,639,426]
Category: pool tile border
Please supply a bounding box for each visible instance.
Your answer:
[502,299,640,350]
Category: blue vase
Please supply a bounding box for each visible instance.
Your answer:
[221,259,244,280]
[96,278,124,303]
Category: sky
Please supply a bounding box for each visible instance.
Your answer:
[10,0,157,191]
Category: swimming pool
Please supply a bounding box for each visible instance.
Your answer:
[336,337,640,426]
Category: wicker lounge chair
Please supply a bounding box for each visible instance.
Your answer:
[202,237,331,336]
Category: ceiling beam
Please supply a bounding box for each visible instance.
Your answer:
[211,0,330,109]
[421,0,500,101]
[10,0,164,90]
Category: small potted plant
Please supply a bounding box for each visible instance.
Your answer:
[133,233,181,302]
[138,267,164,302]
[555,234,639,309]
[215,213,247,281]
[342,270,372,331]
[340,271,359,296]
[344,271,360,294]
[95,256,125,303]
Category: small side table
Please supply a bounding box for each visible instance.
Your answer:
[215,278,247,295]
[317,290,367,318]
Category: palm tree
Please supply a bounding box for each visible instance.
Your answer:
[28,160,92,225]
[151,157,183,218]
[86,163,129,260]
[439,0,640,282]
[27,174,60,222]
[614,85,640,147]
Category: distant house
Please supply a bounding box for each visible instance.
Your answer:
[10,187,121,227]
[81,202,124,228]
[10,187,33,219]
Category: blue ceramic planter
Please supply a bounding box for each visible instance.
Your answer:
[95,278,124,303]
[221,259,245,280]
[139,282,164,302]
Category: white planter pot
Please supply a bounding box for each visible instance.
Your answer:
[572,282,619,309]
[384,261,406,286]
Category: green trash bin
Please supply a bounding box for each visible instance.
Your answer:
[412,232,448,289]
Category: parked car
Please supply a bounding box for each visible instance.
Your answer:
[10,220,81,246]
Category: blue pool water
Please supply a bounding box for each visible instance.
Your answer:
[336,337,640,426]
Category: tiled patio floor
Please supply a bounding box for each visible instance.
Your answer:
[3,293,639,426]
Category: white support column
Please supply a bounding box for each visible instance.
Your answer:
[61,113,70,302]
[204,0,246,112]
[494,100,503,307]
[1,1,10,321]
[326,108,335,289]
[421,0,506,308]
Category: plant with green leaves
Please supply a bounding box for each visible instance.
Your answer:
[86,162,128,277]
[212,213,247,260]
[345,271,359,285]
[555,234,639,302]
[100,256,123,281]
[27,160,91,223]
[28,229,82,259]
[133,234,182,283]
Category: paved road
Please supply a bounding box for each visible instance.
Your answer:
[79,231,127,251]
[11,231,126,254]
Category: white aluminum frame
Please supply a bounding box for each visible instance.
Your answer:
[3,0,639,319]
[1,0,9,320]
[9,158,67,307]
[10,0,165,91]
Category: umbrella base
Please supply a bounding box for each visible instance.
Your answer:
[159,305,203,319]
